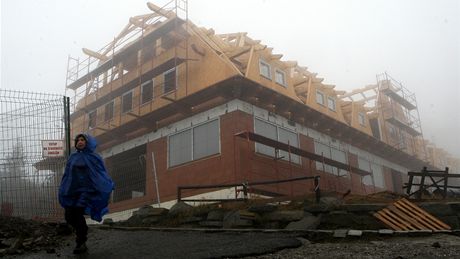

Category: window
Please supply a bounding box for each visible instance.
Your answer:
[358,157,372,185]
[358,112,365,126]
[314,141,333,173]
[275,69,286,86]
[168,119,220,167]
[164,68,176,94]
[88,110,97,129]
[371,163,385,188]
[259,59,271,79]
[141,80,153,104]
[193,120,220,160]
[104,101,114,121]
[388,124,397,137]
[316,91,325,105]
[331,148,349,177]
[122,91,133,113]
[106,145,146,203]
[327,97,336,111]
[254,118,300,164]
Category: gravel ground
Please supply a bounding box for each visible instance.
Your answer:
[245,233,460,259]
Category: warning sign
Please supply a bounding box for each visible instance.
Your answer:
[42,140,65,157]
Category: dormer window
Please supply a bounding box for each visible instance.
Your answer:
[316,91,325,106]
[358,112,366,126]
[327,97,336,111]
[259,59,271,79]
[275,69,286,87]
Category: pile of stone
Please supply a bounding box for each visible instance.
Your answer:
[0,216,71,256]
[105,195,460,231]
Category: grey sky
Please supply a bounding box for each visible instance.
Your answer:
[1,0,459,157]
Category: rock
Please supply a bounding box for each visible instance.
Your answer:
[56,223,72,236]
[285,214,321,230]
[142,217,161,225]
[103,218,115,226]
[169,202,193,216]
[180,216,203,224]
[333,229,348,238]
[134,206,168,217]
[265,210,304,222]
[418,203,454,217]
[207,210,225,221]
[248,204,278,213]
[222,211,254,228]
[432,242,441,248]
[347,229,363,237]
[341,204,387,212]
[199,221,223,228]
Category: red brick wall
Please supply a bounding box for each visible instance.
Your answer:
[109,109,402,213]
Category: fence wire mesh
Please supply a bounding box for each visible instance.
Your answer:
[0,89,69,221]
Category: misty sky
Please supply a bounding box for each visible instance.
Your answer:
[1,0,459,157]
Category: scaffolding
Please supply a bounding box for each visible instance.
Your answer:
[65,0,189,125]
[339,72,428,162]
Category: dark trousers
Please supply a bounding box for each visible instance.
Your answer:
[64,207,88,245]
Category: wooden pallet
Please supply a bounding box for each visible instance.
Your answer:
[373,198,451,231]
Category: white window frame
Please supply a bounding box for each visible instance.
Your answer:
[316,90,325,106]
[327,96,336,111]
[358,112,366,126]
[254,117,300,164]
[275,68,287,87]
[168,119,221,168]
[259,59,271,80]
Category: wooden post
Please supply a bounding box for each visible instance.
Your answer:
[417,167,427,200]
[443,167,449,199]
[406,172,414,195]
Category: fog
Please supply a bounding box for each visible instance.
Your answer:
[1,0,459,157]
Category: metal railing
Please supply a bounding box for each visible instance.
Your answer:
[177,175,321,204]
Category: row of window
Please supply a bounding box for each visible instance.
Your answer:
[166,115,380,188]
[258,59,368,129]
[259,59,287,87]
[315,90,336,111]
[87,68,177,128]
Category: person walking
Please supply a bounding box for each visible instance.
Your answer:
[59,133,114,254]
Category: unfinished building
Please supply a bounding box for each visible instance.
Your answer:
[65,1,460,219]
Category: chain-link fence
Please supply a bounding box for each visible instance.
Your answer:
[0,89,70,221]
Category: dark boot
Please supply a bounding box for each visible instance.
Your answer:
[73,242,88,254]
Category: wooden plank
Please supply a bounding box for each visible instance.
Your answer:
[393,202,439,230]
[387,205,423,230]
[380,208,408,230]
[399,198,451,230]
[373,212,403,231]
[373,198,451,231]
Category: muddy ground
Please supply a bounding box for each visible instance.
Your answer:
[2,224,460,259]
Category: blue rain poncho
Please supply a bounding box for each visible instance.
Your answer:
[59,134,114,222]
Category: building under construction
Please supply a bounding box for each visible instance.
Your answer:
[65,1,460,219]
